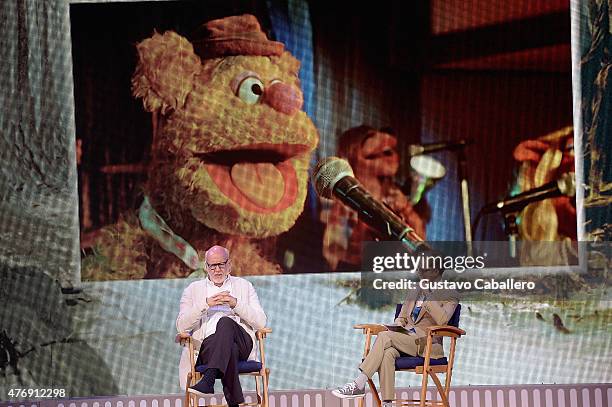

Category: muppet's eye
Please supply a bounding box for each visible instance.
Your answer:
[237,76,264,105]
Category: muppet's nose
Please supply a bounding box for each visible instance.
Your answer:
[263,82,303,116]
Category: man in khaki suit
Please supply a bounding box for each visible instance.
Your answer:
[332,268,458,406]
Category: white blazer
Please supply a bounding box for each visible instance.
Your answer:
[176,275,267,390]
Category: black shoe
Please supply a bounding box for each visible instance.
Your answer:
[189,377,214,395]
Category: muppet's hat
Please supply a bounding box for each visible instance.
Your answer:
[192,14,284,59]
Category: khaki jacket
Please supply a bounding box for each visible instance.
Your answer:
[394,288,459,359]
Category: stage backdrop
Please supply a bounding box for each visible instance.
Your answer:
[0,0,610,400]
[70,1,578,280]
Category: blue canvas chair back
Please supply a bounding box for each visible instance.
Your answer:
[395,303,461,327]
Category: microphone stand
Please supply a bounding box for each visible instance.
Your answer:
[406,140,474,252]
[503,212,519,258]
[457,150,473,255]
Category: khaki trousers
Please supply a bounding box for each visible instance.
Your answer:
[359,331,420,401]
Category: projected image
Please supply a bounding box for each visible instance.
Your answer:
[73,1,579,281]
[74,3,319,280]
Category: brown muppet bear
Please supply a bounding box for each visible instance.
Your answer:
[84,15,318,279]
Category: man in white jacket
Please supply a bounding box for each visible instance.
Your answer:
[176,245,267,407]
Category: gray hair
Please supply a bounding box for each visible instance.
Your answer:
[204,245,230,265]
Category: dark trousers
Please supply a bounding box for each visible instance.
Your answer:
[196,317,253,404]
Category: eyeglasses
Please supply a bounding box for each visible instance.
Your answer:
[206,259,229,270]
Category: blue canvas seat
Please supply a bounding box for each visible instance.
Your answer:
[195,360,263,374]
[395,356,448,370]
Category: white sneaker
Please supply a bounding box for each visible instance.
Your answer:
[331,381,365,399]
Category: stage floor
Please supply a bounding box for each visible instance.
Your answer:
[1,383,610,407]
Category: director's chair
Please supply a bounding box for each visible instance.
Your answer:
[354,304,465,407]
[177,328,272,407]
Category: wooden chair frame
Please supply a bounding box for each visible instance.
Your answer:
[353,323,465,407]
[178,328,272,407]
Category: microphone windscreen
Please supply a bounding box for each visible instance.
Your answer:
[312,157,354,199]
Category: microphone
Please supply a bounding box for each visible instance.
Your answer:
[409,139,472,156]
[312,157,432,254]
[482,172,576,214]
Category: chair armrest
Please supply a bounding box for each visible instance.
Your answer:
[256,327,272,339]
[175,332,197,382]
[354,324,389,335]
[255,328,272,368]
[175,332,192,345]
[426,325,466,337]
